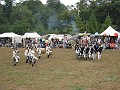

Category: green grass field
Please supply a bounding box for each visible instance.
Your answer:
[0,47,120,90]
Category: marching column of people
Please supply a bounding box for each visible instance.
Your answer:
[12,42,52,66]
[24,47,38,66]
[75,42,103,60]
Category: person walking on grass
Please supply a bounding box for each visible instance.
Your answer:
[12,47,20,66]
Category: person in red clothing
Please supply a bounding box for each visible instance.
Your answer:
[110,38,114,43]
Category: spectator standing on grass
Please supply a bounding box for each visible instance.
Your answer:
[97,37,101,45]
[56,39,59,48]
[63,37,67,48]
[39,38,42,46]
[50,38,54,48]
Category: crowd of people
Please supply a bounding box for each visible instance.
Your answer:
[74,34,120,60]
[76,35,119,50]
[1,34,119,66]
[0,36,73,49]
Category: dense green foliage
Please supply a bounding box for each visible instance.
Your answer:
[0,0,120,35]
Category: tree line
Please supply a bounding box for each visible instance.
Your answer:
[0,0,120,35]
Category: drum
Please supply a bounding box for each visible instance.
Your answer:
[41,48,46,54]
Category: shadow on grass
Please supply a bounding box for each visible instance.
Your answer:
[105,76,119,82]
[72,85,85,90]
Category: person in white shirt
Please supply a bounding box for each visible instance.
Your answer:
[30,47,38,66]
[36,45,42,59]
[12,48,20,66]
[46,44,52,58]
[24,47,29,63]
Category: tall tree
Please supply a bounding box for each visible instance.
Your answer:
[0,4,6,24]
[101,15,112,32]
[12,20,31,35]
[88,14,99,33]
[109,0,120,30]
[46,0,67,15]
[35,22,45,35]
[46,0,68,33]
[3,0,13,21]
[21,0,43,15]
[32,4,49,30]
[75,16,85,33]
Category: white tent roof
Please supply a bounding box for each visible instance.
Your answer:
[0,32,19,38]
[100,26,120,36]
[22,32,40,38]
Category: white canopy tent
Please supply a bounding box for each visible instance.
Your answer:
[0,32,19,37]
[12,35,22,43]
[48,34,56,40]
[22,32,40,38]
[0,32,22,43]
[100,26,120,37]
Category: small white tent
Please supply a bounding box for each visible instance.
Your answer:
[100,26,120,36]
[0,32,22,43]
[22,32,40,38]
[1,32,19,37]
[12,35,22,43]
